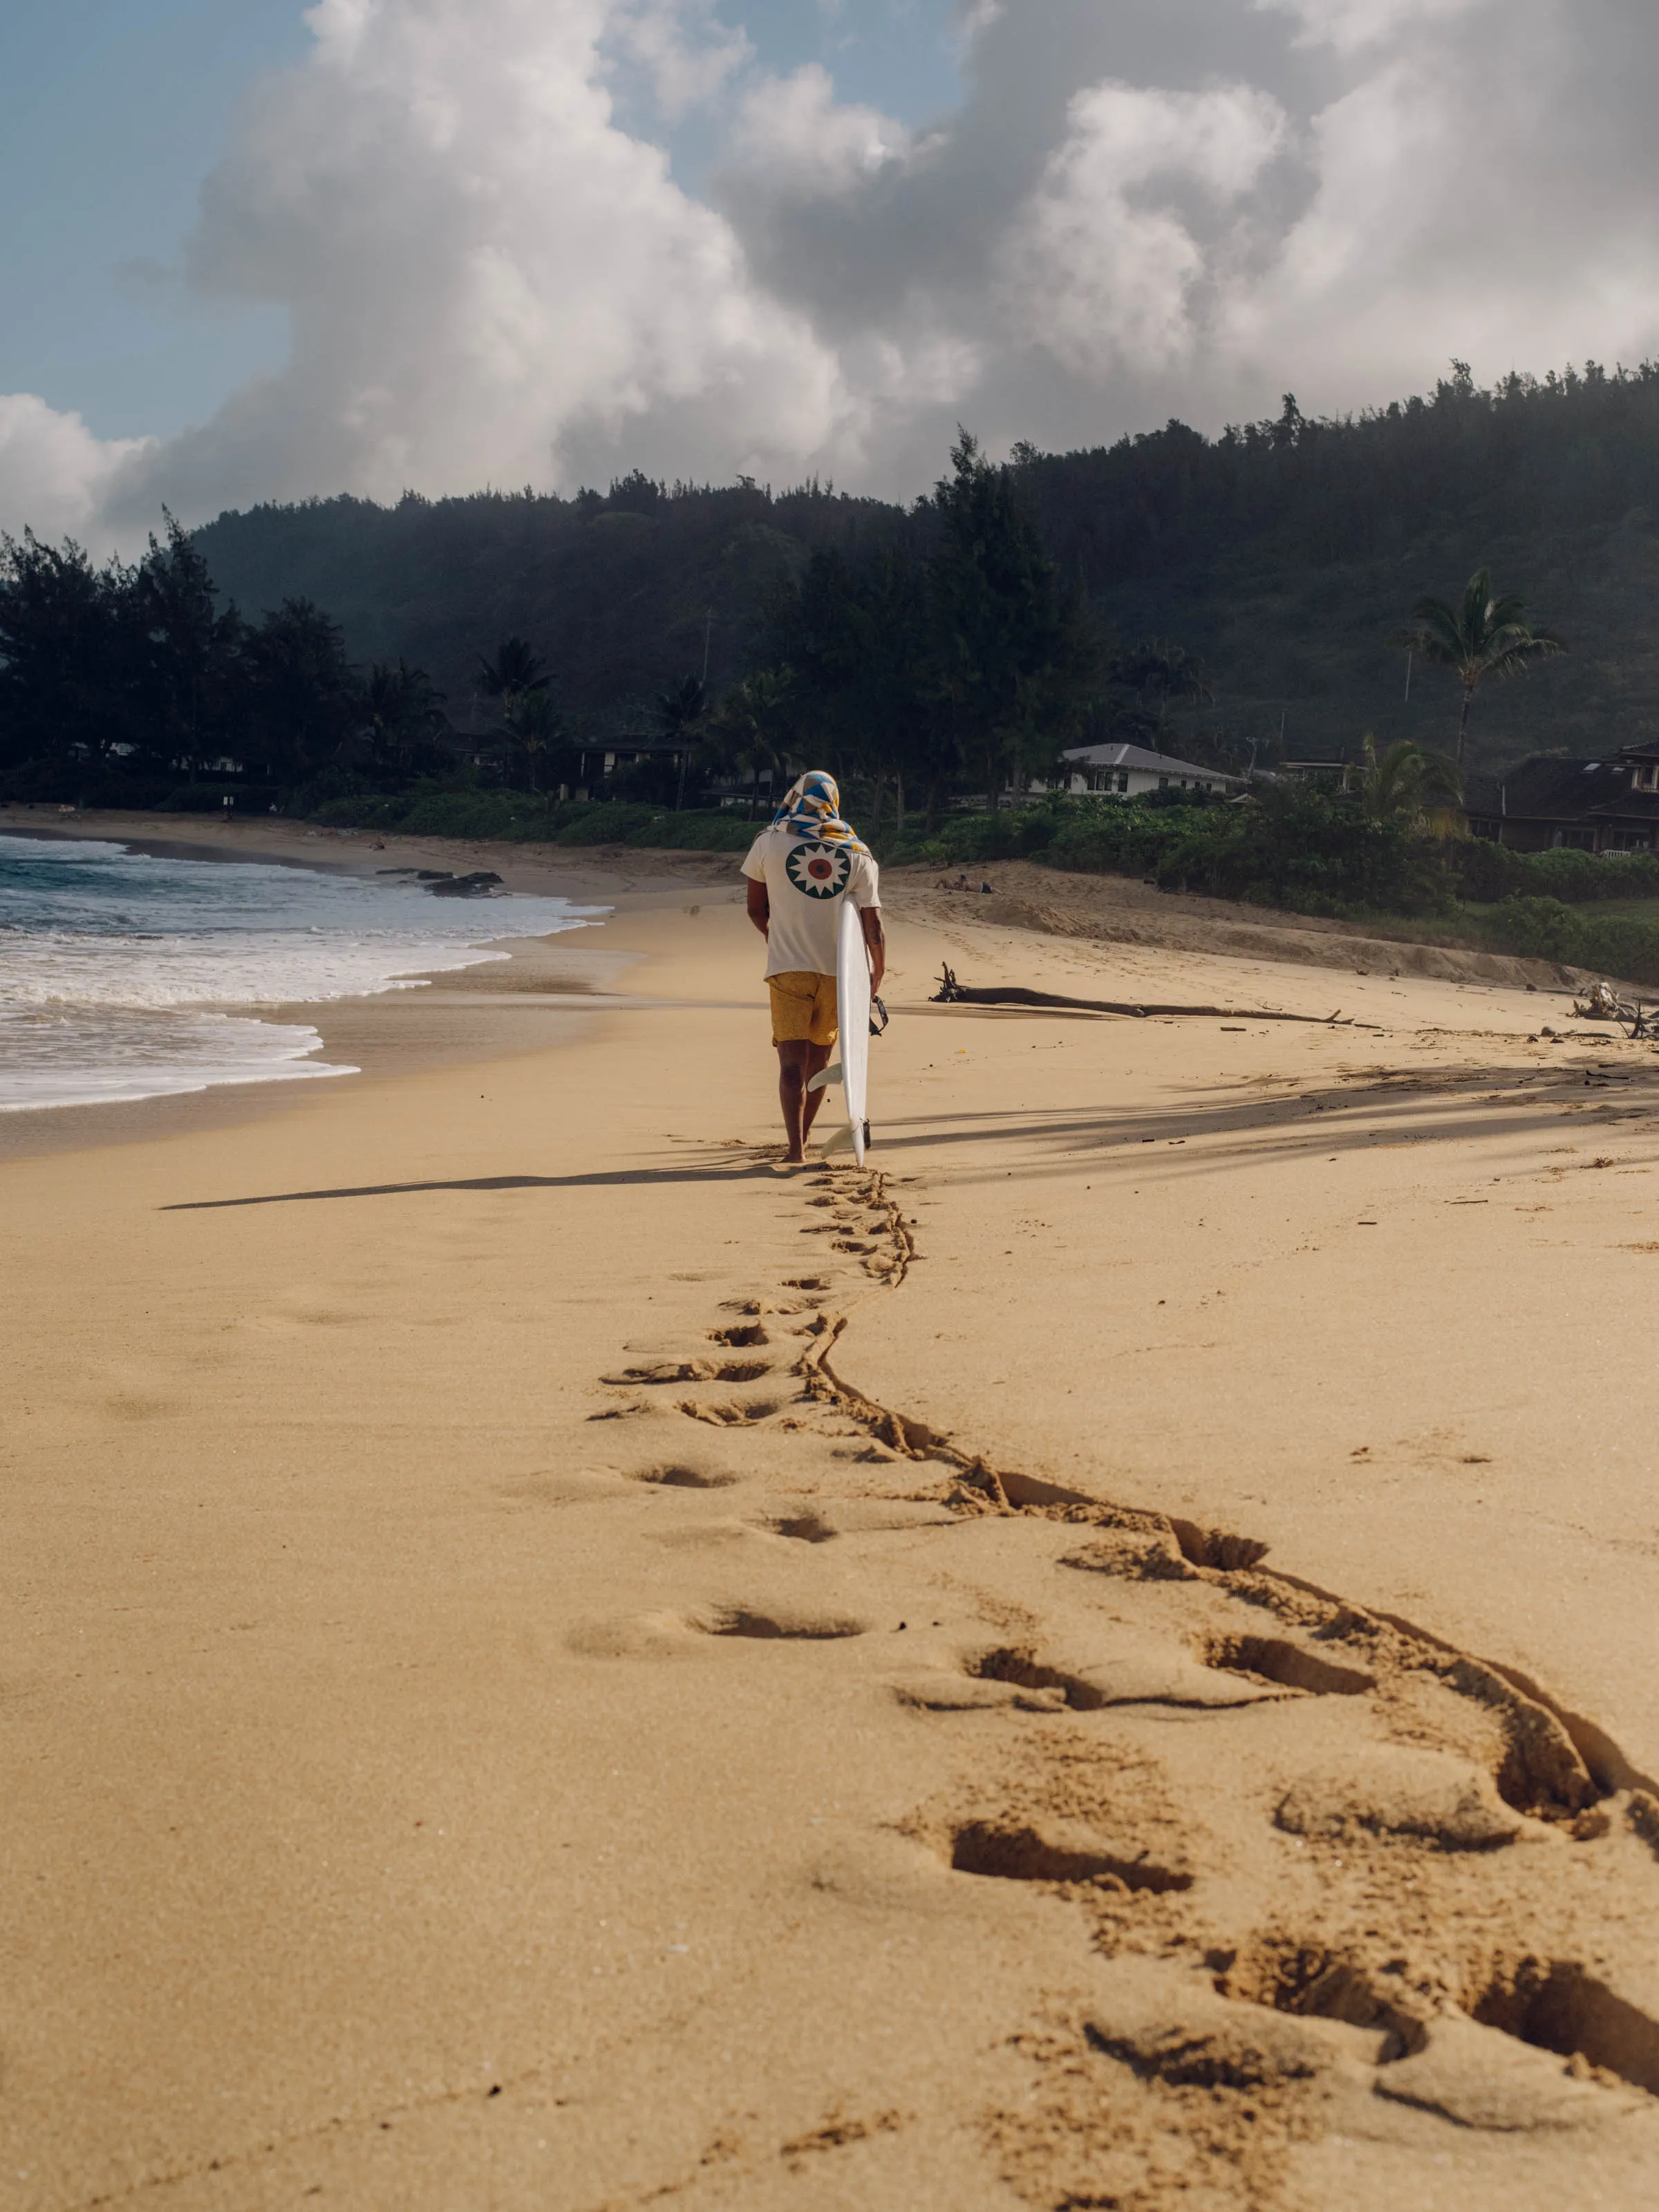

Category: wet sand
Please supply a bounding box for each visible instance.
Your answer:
[5,837,1659,2208]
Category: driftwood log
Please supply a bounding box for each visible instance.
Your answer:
[930,965,1347,1025]
[1572,981,1659,1038]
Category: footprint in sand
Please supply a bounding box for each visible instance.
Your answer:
[588,1165,1659,2197]
[625,1457,741,1490]
[948,1816,1193,1895]
[678,1396,787,1427]
[690,1602,870,1640]
[602,1355,774,1385]
[571,1600,869,1656]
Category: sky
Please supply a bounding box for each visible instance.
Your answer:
[3,0,1658,550]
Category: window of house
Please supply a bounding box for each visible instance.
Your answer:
[1116,771,1129,792]
[1631,763,1659,793]
[1604,829,1653,852]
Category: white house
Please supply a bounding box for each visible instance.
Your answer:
[1031,741,1235,799]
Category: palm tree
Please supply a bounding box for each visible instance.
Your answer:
[476,636,550,713]
[476,637,553,789]
[362,659,447,776]
[700,668,794,818]
[1358,733,1463,830]
[1393,570,1565,765]
[510,686,563,792]
[656,674,706,809]
[656,673,706,734]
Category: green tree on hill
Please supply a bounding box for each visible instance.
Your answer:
[362,659,450,779]
[929,431,1098,809]
[1392,570,1566,765]
[127,514,245,778]
[0,532,130,768]
[241,598,361,780]
[761,544,946,829]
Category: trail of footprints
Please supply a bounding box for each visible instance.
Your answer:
[583,1165,1659,2205]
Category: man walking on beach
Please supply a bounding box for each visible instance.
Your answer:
[743,771,884,1165]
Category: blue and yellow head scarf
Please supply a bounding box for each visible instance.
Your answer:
[771,771,869,854]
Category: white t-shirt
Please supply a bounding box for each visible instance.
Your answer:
[742,827,881,979]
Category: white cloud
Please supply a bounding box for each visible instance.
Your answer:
[603,0,752,120]
[89,0,856,534]
[1256,0,1485,53]
[1002,81,1286,377]
[0,395,152,550]
[730,64,910,196]
[6,0,1659,545]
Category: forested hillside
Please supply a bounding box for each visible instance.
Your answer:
[188,362,1659,774]
[1014,362,1659,771]
[193,476,908,736]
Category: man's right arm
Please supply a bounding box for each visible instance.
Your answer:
[746,877,770,937]
[861,905,885,993]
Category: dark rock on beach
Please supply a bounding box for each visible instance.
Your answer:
[427,870,503,898]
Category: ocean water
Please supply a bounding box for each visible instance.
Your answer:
[0,834,604,1112]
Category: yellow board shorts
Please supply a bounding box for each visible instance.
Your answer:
[769,969,838,1047]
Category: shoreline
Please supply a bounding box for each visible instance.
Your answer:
[0,802,749,894]
[9,803,1614,1000]
[0,810,751,1161]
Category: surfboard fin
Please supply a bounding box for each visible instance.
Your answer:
[807,1062,843,1093]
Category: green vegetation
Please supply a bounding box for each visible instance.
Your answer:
[1454,839,1659,903]
[1454,900,1659,983]
[1357,735,1463,828]
[872,791,1659,985]
[0,517,442,799]
[874,791,1433,911]
[309,788,753,850]
[744,432,1096,827]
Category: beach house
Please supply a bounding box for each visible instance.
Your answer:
[1463,744,1659,852]
[1030,741,1235,800]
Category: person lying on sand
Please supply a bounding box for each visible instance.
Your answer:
[743,771,885,1166]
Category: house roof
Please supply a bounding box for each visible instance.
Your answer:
[1465,754,1659,823]
[1060,742,1230,780]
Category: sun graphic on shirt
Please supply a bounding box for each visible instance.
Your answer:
[785,842,852,899]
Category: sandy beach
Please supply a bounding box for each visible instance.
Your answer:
[6,814,1659,2209]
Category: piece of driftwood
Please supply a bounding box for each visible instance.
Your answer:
[1571,980,1659,1038]
[931,964,1346,1024]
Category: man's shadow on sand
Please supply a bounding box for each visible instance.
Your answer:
[162,1161,794,1209]
[163,1059,1650,1208]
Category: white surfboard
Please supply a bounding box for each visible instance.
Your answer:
[807,894,871,1164]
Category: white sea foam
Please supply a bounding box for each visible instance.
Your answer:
[0,834,604,1112]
